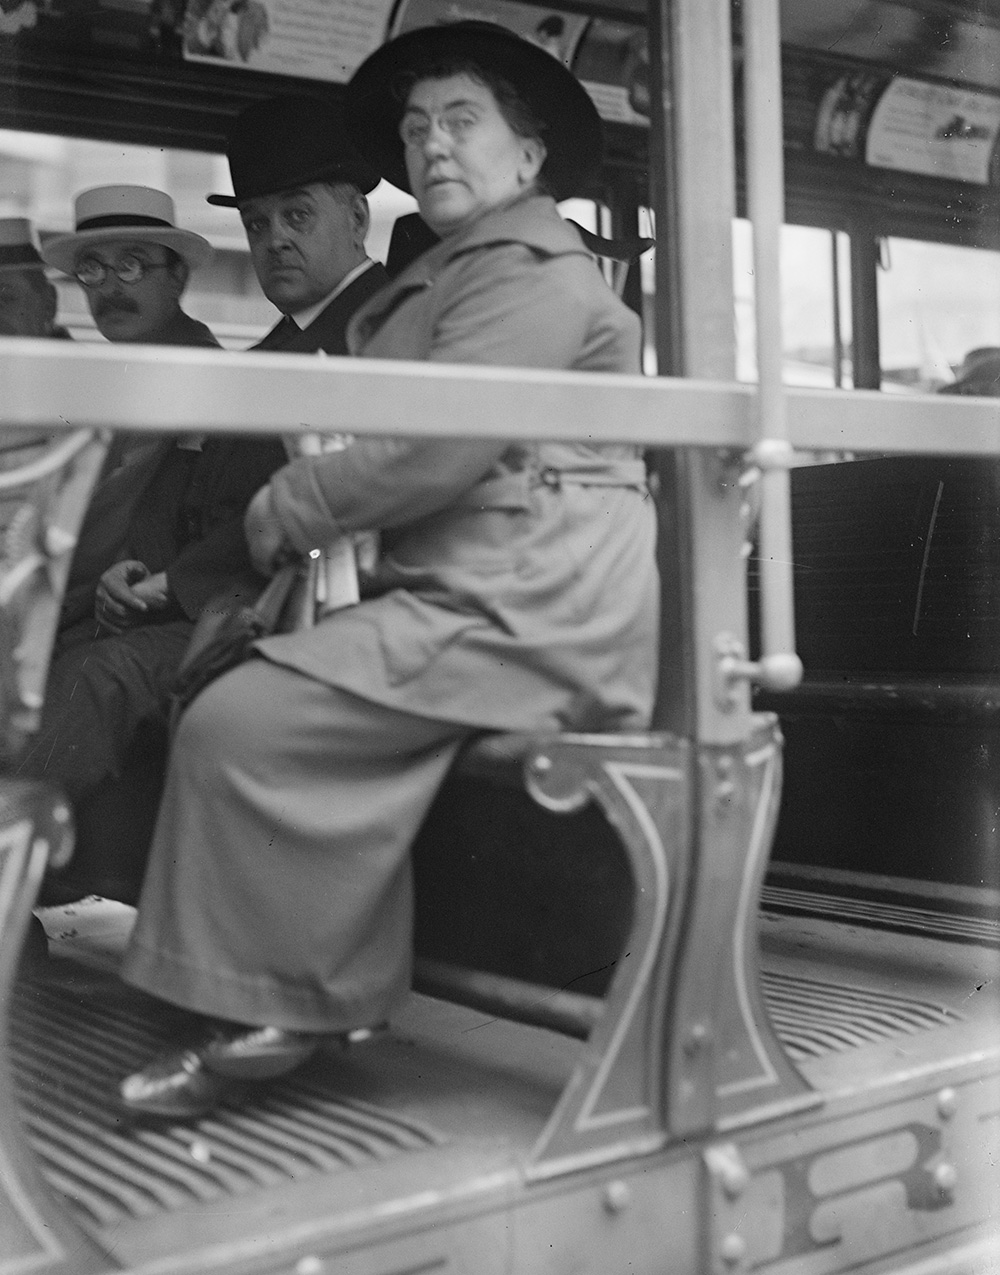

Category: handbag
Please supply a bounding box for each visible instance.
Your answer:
[169,563,302,728]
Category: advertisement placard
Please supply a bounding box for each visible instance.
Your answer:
[181,0,394,82]
[866,77,1000,184]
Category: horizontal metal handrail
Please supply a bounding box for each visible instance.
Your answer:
[0,428,96,491]
[1,340,998,456]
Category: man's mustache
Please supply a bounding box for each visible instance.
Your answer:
[95,295,139,317]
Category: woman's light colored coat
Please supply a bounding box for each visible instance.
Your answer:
[257,193,659,731]
[123,194,659,1032]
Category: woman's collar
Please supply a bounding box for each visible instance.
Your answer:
[409,192,592,278]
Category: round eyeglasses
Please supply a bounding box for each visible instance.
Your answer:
[73,255,172,288]
[399,107,481,149]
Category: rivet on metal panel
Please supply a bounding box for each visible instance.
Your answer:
[720,1233,747,1266]
[937,1087,958,1119]
[603,1180,631,1214]
[933,1163,958,1199]
[713,632,746,712]
[722,1162,749,1200]
[705,1142,750,1199]
[684,1022,710,1056]
[714,756,736,811]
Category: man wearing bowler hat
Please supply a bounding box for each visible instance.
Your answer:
[208,94,389,354]
[22,186,286,906]
[0,217,70,339]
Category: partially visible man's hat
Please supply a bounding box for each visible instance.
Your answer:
[207,96,381,206]
[0,217,45,273]
[41,186,213,275]
[342,21,603,201]
[939,346,1000,397]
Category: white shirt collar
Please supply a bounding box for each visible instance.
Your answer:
[287,259,376,331]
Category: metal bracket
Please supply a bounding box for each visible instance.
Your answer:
[713,631,802,711]
[704,1142,753,1273]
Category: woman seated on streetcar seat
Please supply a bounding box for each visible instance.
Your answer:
[119,20,660,1120]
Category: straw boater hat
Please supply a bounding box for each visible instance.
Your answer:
[41,186,213,275]
[207,96,380,207]
[0,217,46,274]
[342,21,603,202]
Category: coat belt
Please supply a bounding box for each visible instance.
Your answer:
[458,459,648,510]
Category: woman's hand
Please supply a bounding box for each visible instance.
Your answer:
[245,484,294,576]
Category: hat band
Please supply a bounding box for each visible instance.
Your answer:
[0,245,42,266]
[230,160,367,200]
[75,213,175,231]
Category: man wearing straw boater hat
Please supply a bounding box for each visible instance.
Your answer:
[24,104,387,906]
[207,94,388,354]
[41,184,219,348]
[0,217,69,339]
[23,186,286,906]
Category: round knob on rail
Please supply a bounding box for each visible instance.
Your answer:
[754,653,803,692]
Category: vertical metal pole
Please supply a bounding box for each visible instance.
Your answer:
[831,231,844,390]
[648,0,747,745]
[850,232,882,389]
[742,0,801,682]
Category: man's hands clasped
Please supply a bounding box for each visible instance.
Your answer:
[95,560,170,634]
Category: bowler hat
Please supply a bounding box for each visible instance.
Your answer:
[207,96,380,206]
[0,217,45,273]
[343,21,603,201]
[41,187,213,275]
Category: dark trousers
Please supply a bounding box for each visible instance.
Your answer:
[18,618,193,902]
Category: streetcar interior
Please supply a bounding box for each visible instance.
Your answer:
[0,0,998,1270]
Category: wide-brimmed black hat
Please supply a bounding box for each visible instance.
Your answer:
[207,95,381,207]
[342,22,603,201]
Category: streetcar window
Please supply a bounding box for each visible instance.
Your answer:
[877,238,1000,391]
[733,220,852,389]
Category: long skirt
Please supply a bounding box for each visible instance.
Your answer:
[122,658,469,1032]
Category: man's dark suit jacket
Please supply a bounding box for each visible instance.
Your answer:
[60,308,287,628]
[63,267,390,630]
[253,261,389,354]
[39,266,394,905]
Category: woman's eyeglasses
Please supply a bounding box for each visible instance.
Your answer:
[73,255,172,288]
[399,107,480,148]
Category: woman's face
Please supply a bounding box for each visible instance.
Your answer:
[401,73,546,237]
